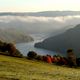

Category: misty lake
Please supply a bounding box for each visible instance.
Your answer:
[16,40,57,56]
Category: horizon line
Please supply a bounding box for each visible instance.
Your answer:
[0,10,80,13]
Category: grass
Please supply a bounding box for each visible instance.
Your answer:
[0,55,80,80]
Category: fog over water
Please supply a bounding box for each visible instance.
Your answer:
[0,12,80,56]
[0,15,80,35]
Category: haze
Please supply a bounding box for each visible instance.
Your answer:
[0,0,80,12]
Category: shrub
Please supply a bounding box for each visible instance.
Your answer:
[6,43,16,56]
[14,49,23,58]
[36,55,43,61]
[0,41,23,58]
[27,51,37,59]
[5,43,23,58]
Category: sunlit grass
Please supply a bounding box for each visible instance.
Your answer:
[0,55,80,80]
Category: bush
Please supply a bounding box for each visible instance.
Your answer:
[27,51,37,59]
[36,55,43,61]
[6,43,16,56]
[14,49,23,58]
[9,49,23,58]
[0,41,23,58]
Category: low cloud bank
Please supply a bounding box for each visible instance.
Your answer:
[0,15,80,34]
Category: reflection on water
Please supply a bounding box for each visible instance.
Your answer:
[16,40,57,56]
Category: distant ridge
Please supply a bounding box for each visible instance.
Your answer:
[0,28,34,43]
[0,11,80,17]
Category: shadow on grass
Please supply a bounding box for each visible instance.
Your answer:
[0,77,19,80]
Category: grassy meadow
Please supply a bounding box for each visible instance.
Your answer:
[0,55,80,80]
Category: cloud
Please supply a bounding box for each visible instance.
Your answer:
[0,15,80,23]
[0,15,80,34]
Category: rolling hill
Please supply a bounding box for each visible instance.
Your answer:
[0,28,34,43]
[0,55,80,80]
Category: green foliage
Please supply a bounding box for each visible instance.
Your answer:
[36,55,43,61]
[14,49,23,58]
[0,40,23,58]
[27,51,37,59]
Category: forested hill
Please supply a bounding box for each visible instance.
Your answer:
[35,24,80,57]
[0,28,34,43]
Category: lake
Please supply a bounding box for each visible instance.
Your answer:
[16,40,57,56]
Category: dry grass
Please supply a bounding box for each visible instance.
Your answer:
[0,55,80,80]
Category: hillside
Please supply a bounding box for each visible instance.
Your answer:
[0,55,80,80]
[0,28,34,43]
[35,24,80,57]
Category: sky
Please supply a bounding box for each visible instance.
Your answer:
[0,0,80,12]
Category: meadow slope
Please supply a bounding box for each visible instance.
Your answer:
[0,55,80,80]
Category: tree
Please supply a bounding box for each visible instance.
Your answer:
[27,51,37,59]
